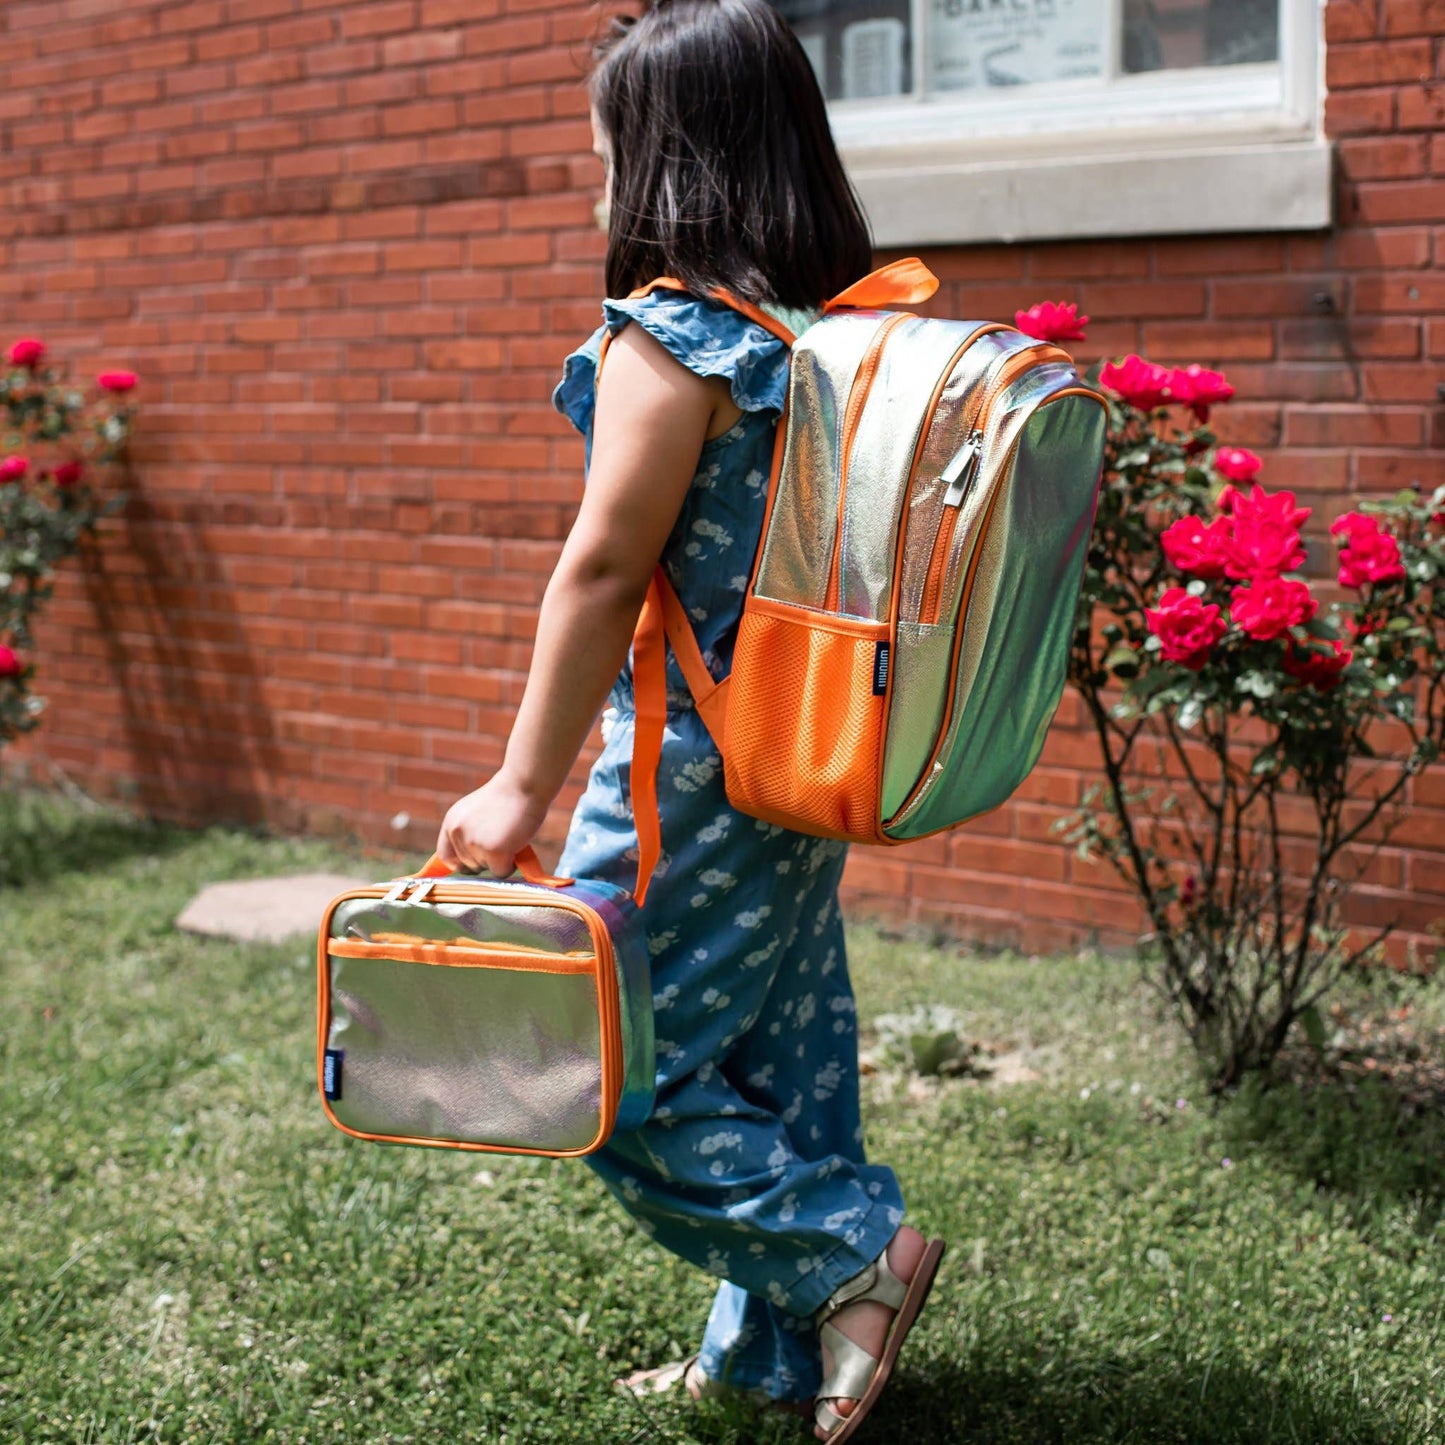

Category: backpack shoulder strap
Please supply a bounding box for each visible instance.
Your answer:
[639,276,803,346]
[629,579,667,908]
[627,566,726,907]
[651,566,728,747]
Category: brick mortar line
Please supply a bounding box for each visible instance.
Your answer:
[5,159,531,238]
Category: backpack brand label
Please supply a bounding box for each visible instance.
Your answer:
[872,641,890,696]
[323,1049,344,1101]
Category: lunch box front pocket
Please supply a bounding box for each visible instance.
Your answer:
[320,939,611,1156]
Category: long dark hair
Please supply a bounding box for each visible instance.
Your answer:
[590,0,874,307]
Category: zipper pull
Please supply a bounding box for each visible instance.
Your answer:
[940,429,984,507]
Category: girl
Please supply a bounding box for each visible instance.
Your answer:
[436,2,944,1436]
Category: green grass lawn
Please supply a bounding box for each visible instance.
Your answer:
[1,789,1442,1444]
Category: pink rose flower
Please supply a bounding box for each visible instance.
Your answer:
[1225,518,1306,581]
[52,459,83,487]
[97,370,138,394]
[0,455,29,483]
[1331,512,1405,589]
[0,644,21,678]
[1100,354,1175,412]
[1161,515,1232,580]
[1282,636,1353,691]
[1230,576,1317,642]
[1220,485,1309,581]
[1014,300,1089,343]
[7,337,44,369]
[1231,484,1310,532]
[1146,586,1227,670]
[1169,363,1235,423]
[1213,446,1261,484]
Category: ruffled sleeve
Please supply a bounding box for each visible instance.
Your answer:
[550,290,794,439]
[551,323,607,439]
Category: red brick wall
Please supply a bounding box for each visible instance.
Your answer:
[1,0,1441,961]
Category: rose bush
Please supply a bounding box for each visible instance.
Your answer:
[1,338,135,751]
[1040,313,1445,1090]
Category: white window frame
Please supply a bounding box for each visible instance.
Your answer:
[821,0,1331,246]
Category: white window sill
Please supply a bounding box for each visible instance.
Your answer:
[843,138,1333,248]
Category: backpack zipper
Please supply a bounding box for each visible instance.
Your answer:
[917,343,1067,626]
[886,381,1108,830]
[824,312,911,614]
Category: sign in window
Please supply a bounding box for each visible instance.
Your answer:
[771,0,1281,99]
[929,0,1106,92]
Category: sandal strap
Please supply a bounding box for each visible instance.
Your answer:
[816,1247,910,1323]
[816,1320,882,1405]
[812,1244,913,1436]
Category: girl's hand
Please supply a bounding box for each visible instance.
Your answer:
[435,771,550,879]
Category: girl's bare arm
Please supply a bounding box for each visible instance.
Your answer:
[435,323,734,875]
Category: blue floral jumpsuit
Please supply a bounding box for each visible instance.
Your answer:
[553,290,905,1404]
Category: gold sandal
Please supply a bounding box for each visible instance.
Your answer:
[813,1237,947,1442]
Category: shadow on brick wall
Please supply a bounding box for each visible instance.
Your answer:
[74,478,296,836]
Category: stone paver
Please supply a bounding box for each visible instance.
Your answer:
[174,873,375,943]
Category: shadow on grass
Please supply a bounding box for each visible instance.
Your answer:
[0,784,190,890]
[1220,1069,1445,1233]
[675,1341,1418,1445]
[867,1352,1417,1445]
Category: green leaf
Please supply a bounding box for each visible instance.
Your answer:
[1251,746,1279,776]
[1299,1003,1327,1055]
[1128,667,1170,700]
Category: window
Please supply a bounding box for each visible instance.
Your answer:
[772,0,1330,245]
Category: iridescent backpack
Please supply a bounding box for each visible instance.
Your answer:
[606,257,1109,887]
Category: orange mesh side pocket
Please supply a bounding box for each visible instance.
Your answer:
[724,599,887,840]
